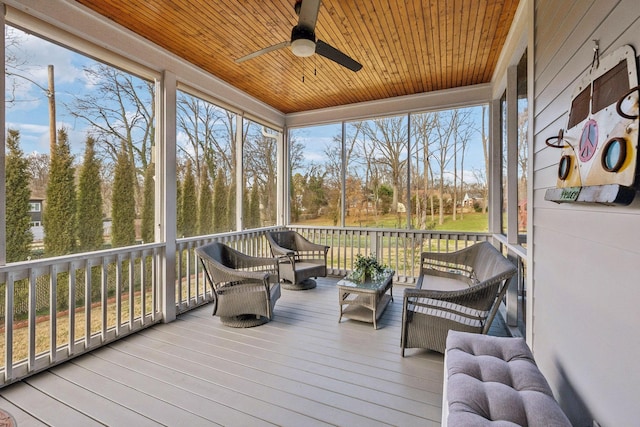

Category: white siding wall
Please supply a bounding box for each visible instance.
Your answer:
[532,0,640,425]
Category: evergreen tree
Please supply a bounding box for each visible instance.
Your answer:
[111,146,136,247]
[5,129,33,262]
[176,180,183,237]
[197,167,213,235]
[76,136,103,252]
[181,159,197,237]
[226,181,236,231]
[249,181,261,228]
[242,183,250,229]
[44,128,76,256]
[141,163,155,243]
[212,168,227,232]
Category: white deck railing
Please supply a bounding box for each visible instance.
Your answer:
[0,243,163,386]
[0,226,526,387]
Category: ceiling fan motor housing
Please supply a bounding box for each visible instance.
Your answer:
[290,25,316,57]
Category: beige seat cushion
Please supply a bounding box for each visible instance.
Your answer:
[419,275,471,292]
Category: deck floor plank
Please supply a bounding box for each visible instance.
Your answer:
[0,396,48,427]
[0,276,510,426]
[0,380,104,426]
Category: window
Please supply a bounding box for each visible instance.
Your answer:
[289,123,342,226]
[517,50,528,236]
[410,107,488,231]
[5,25,156,259]
[176,89,236,235]
[500,91,508,235]
[243,119,279,228]
[287,106,489,232]
[344,116,409,228]
[28,202,41,212]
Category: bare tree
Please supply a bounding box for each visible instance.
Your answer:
[429,110,457,225]
[517,107,529,194]
[452,108,474,221]
[359,117,408,215]
[4,27,30,108]
[243,125,278,225]
[481,105,490,211]
[67,64,155,172]
[27,152,50,195]
[411,113,437,228]
[176,93,235,187]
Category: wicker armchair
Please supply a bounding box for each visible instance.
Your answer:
[401,241,517,356]
[195,242,281,327]
[266,230,329,290]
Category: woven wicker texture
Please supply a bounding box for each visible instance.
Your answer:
[266,230,329,290]
[401,242,517,355]
[195,242,281,327]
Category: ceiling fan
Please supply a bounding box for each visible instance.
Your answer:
[235,0,362,72]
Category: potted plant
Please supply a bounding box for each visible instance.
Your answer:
[347,253,392,283]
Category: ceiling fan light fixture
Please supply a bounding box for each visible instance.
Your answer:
[291,38,316,57]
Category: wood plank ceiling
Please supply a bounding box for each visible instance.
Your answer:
[74,0,520,114]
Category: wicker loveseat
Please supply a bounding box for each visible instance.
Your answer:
[195,242,281,328]
[266,230,329,290]
[401,241,517,355]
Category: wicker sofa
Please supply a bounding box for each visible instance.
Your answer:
[401,241,517,355]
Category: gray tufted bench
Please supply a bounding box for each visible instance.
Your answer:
[443,331,571,426]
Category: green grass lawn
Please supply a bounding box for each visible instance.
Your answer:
[297,210,489,232]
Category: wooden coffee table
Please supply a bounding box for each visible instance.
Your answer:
[337,271,394,329]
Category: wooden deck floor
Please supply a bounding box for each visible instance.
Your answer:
[0,277,509,426]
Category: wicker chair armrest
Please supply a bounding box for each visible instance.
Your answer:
[404,287,470,301]
[268,241,296,257]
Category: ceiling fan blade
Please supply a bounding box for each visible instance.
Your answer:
[235,41,290,63]
[297,0,320,31]
[315,39,362,72]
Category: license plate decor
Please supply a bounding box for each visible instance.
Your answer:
[544,44,639,205]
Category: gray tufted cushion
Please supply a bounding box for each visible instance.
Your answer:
[444,331,571,426]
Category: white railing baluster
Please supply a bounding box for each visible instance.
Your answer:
[128,253,134,331]
[5,273,14,382]
[28,268,37,370]
[68,261,79,360]
[101,257,108,343]
[49,265,58,362]
[84,259,92,351]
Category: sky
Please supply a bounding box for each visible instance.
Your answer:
[5,26,97,155]
[6,25,489,185]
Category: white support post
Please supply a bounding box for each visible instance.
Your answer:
[489,99,502,234]
[235,114,243,230]
[159,71,177,323]
[506,64,520,326]
[0,12,6,266]
[506,65,519,245]
[340,121,347,228]
[405,114,412,229]
[277,128,286,226]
